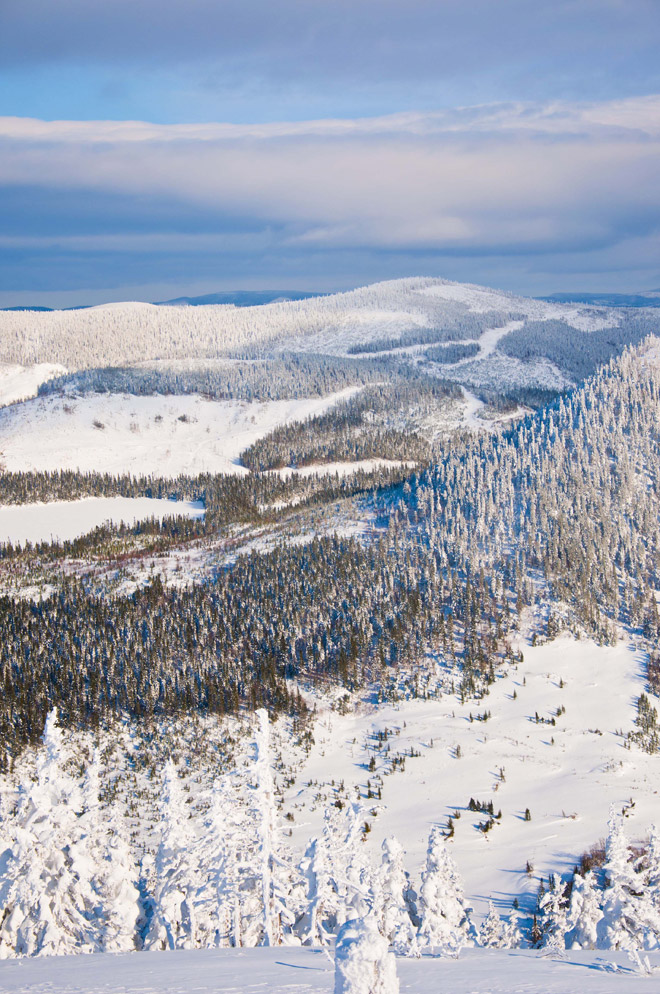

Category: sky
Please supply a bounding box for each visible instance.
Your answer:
[1,0,659,306]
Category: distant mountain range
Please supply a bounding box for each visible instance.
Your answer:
[538,290,660,308]
[1,291,327,312]
[155,290,328,307]
[4,287,660,312]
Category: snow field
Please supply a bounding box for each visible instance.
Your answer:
[0,946,657,993]
[284,636,657,921]
[0,362,66,407]
[0,387,362,476]
[0,496,204,546]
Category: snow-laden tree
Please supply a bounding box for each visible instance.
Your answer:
[300,832,341,946]
[334,916,399,994]
[144,760,198,950]
[645,825,660,931]
[373,837,419,956]
[246,708,298,946]
[565,871,602,950]
[597,813,646,950]
[0,709,97,957]
[539,873,570,951]
[299,800,372,945]
[417,825,472,954]
[478,901,521,949]
[76,749,141,953]
[634,823,660,949]
[193,777,245,948]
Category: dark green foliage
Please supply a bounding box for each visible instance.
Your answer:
[240,380,458,471]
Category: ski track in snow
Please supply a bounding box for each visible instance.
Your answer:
[1,947,658,993]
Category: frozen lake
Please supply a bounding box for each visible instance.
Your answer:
[0,496,205,546]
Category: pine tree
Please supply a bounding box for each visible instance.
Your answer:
[417,825,471,954]
[144,760,198,950]
[478,900,520,948]
[75,748,141,953]
[0,709,97,957]
[565,871,602,950]
[539,873,569,951]
[597,813,645,950]
[374,837,419,956]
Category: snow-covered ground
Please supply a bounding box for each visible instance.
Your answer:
[284,635,657,920]
[0,361,66,407]
[0,388,361,476]
[0,496,204,546]
[1,946,657,993]
[273,459,415,480]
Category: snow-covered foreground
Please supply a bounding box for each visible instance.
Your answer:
[285,636,657,920]
[0,388,360,475]
[1,947,657,993]
[0,496,204,546]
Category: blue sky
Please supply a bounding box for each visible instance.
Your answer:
[1,0,659,305]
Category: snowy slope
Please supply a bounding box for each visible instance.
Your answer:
[283,635,658,920]
[0,361,66,406]
[0,388,361,475]
[0,277,621,370]
[1,946,657,993]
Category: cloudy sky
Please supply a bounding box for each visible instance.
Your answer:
[1,0,659,305]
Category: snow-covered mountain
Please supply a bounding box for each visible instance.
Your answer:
[0,281,659,989]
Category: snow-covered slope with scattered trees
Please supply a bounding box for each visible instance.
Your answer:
[1,283,660,991]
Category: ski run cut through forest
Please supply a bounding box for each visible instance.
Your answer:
[0,278,659,993]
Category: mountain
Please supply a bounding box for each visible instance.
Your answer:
[540,290,660,308]
[155,289,327,306]
[0,277,659,974]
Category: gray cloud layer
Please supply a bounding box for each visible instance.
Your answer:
[2,0,659,98]
[1,98,659,300]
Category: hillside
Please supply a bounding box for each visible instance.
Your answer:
[0,283,659,975]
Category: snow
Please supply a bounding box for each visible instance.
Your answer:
[0,362,66,407]
[0,277,620,371]
[0,496,204,546]
[273,460,414,480]
[0,388,361,476]
[283,635,659,922]
[0,946,657,993]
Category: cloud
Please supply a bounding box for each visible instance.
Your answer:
[2,0,659,120]
[0,97,659,297]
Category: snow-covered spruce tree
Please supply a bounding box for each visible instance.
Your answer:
[194,777,245,948]
[76,749,141,953]
[597,813,646,950]
[633,824,660,949]
[0,709,97,957]
[144,760,198,950]
[478,901,521,949]
[300,832,341,946]
[373,837,419,956]
[300,800,372,945]
[334,916,399,994]
[539,873,570,951]
[645,824,660,939]
[417,825,472,954]
[248,708,297,946]
[565,871,602,950]
[336,801,374,929]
